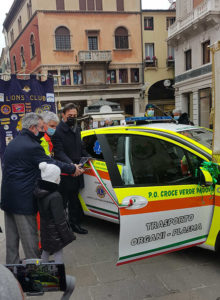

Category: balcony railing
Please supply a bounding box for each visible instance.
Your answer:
[78,51,112,63]
[168,0,219,38]
[145,58,158,68]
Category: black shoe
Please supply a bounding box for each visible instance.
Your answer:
[71,224,88,234]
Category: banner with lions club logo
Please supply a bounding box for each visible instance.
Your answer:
[0,74,56,160]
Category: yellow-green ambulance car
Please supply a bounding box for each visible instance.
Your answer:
[79,122,220,265]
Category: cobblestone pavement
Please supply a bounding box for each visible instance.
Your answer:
[0,210,220,300]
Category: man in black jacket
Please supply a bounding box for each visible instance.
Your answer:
[52,103,88,234]
[1,112,83,264]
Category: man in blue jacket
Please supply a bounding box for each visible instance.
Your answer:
[1,112,83,264]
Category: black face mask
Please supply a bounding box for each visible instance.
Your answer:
[66,117,77,127]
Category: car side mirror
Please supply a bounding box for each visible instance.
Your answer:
[199,167,213,186]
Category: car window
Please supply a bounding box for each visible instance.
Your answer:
[83,134,104,160]
[106,134,203,186]
[178,128,212,149]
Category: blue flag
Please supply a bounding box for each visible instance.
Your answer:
[0,74,56,159]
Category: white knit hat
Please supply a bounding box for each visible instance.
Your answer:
[39,162,61,184]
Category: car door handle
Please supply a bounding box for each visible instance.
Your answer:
[121,196,148,210]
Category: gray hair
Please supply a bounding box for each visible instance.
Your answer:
[173,108,182,114]
[41,111,59,124]
[22,113,43,129]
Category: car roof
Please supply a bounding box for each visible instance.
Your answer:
[91,123,201,134]
[83,122,212,156]
[138,123,199,132]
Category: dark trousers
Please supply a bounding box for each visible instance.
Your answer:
[59,176,83,226]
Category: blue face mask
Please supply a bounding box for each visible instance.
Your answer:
[174,116,180,120]
[47,127,56,136]
[147,110,154,117]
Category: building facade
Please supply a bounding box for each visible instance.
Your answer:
[3,0,143,116]
[0,47,11,80]
[0,28,11,80]
[168,0,220,127]
[143,9,176,114]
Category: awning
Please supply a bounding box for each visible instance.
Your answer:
[90,114,125,121]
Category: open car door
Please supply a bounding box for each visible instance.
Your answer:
[79,131,119,222]
[97,131,215,265]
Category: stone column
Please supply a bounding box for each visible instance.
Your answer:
[116,69,120,84]
[139,97,145,115]
[144,88,149,108]
[57,69,61,86]
[174,90,181,110]
[133,98,140,116]
[127,68,131,83]
[192,90,199,126]
[70,69,74,86]
[181,94,188,113]
[175,91,190,116]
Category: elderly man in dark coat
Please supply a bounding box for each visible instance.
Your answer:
[52,103,89,234]
[1,112,83,264]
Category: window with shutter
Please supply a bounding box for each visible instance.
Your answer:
[56,0,65,10]
[116,0,124,11]
[96,0,102,10]
[87,0,95,10]
[79,0,102,10]
[79,0,86,10]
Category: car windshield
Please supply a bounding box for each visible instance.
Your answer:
[178,128,212,149]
